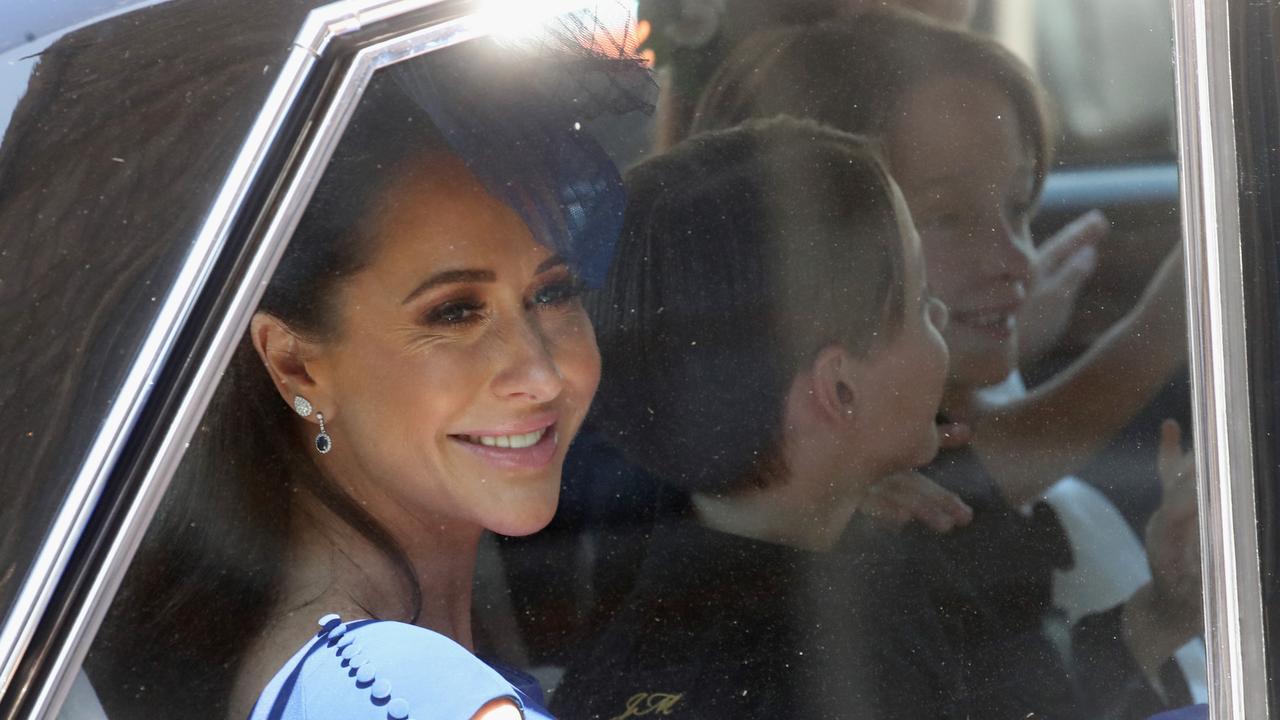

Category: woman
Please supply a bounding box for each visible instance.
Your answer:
[551,117,953,719]
[691,9,1198,718]
[85,26,651,720]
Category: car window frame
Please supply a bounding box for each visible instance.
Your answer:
[0,0,1273,716]
[1173,0,1272,717]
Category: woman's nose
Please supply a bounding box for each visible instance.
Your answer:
[491,316,565,403]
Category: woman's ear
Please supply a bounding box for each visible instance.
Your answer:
[249,312,327,420]
[810,344,860,426]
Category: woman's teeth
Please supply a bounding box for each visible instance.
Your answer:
[459,428,547,449]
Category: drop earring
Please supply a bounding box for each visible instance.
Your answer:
[315,412,332,454]
[293,395,313,418]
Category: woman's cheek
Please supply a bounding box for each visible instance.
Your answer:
[549,310,602,405]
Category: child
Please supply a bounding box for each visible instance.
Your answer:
[692,10,1198,718]
[552,116,953,719]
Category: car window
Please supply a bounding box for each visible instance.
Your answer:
[970,0,1181,398]
[1030,0,1175,166]
[0,0,1227,718]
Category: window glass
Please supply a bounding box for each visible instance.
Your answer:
[72,1,1206,719]
[1008,0,1180,406]
[1030,0,1176,166]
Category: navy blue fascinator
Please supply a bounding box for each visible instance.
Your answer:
[391,5,655,287]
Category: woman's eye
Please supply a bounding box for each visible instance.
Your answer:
[425,299,485,326]
[530,278,584,308]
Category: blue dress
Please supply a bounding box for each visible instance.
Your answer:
[249,614,554,720]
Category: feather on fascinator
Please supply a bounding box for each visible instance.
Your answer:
[391,4,656,287]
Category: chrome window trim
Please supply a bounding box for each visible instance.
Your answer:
[8,1,595,716]
[1172,0,1271,717]
[0,9,324,698]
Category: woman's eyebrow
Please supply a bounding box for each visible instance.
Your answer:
[401,268,495,304]
[399,256,567,304]
[535,255,568,274]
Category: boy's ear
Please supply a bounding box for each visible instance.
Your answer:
[249,312,328,421]
[810,344,860,426]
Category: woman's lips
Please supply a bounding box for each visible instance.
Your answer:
[449,423,560,470]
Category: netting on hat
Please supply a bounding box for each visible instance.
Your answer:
[391,3,656,286]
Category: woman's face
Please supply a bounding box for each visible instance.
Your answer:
[307,156,601,537]
[885,74,1036,390]
[851,193,951,474]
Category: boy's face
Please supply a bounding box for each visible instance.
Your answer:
[885,73,1038,391]
[850,192,951,475]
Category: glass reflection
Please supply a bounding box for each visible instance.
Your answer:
[539,6,1201,720]
[64,2,1201,719]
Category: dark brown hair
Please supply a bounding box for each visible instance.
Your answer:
[1,1,640,716]
[589,116,906,495]
[86,69,449,720]
[691,8,1054,197]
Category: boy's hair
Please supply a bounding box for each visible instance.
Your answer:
[589,117,906,495]
[692,8,1054,198]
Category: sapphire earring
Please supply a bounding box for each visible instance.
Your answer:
[315,412,333,454]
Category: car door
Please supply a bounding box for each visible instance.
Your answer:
[0,0,1273,718]
[0,1,545,715]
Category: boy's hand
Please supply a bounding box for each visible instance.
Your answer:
[1018,209,1108,364]
[863,470,974,533]
[1146,418,1202,631]
[1122,419,1203,684]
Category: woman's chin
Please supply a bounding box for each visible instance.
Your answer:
[483,485,561,537]
[489,514,555,538]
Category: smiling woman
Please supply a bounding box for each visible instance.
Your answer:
[80,23,650,720]
[254,152,600,542]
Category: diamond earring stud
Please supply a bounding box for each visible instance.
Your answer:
[293,395,314,418]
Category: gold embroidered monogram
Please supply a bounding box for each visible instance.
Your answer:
[608,691,684,720]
